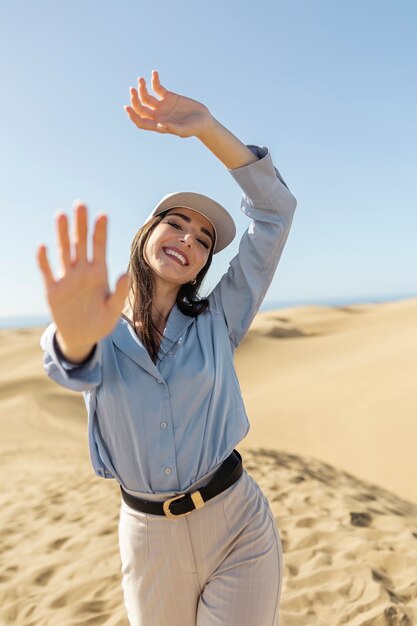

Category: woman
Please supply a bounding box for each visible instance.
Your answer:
[37,70,297,626]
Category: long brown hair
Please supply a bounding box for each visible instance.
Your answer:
[125,210,215,363]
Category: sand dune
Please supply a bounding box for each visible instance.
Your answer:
[244,448,417,625]
[237,298,417,503]
[1,298,416,625]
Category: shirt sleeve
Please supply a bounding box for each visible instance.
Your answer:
[40,322,103,392]
[208,144,297,349]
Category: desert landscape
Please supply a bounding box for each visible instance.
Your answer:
[1,297,416,625]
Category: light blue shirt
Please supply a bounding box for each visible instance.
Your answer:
[40,145,297,494]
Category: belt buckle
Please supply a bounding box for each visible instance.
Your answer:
[163,490,205,519]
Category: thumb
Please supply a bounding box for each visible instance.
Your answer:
[107,272,131,315]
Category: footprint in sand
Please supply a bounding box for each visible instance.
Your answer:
[34,566,55,586]
[350,511,373,527]
[48,537,69,550]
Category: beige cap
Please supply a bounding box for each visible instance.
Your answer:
[145,191,236,254]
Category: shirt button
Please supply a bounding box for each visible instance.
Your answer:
[160,422,167,429]
[157,379,164,384]
[164,467,172,475]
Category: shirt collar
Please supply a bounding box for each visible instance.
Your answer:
[111,303,195,376]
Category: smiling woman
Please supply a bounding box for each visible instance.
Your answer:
[123,204,218,360]
[37,70,297,626]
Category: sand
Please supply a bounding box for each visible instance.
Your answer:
[1,297,416,625]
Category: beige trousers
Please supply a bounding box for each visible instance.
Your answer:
[118,467,283,626]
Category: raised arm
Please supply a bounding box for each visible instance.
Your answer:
[208,145,297,348]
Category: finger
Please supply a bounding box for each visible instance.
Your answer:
[124,106,163,132]
[92,213,107,265]
[55,212,72,274]
[106,272,131,315]
[36,244,56,290]
[130,87,155,120]
[151,70,168,98]
[137,76,160,108]
[73,201,88,262]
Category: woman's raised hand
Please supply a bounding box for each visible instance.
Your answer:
[124,70,213,139]
[36,202,130,360]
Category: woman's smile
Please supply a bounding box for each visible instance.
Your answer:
[162,246,189,266]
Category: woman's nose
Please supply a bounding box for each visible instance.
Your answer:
[179,232,193,247]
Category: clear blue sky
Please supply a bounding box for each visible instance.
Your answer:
[1,0,416,320]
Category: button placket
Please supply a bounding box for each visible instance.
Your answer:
[154,368,176,483]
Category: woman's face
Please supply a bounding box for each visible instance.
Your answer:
[143,207,215,287]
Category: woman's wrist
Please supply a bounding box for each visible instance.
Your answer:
[196,115,259,170]
[54,331,96,365]
[194,112,217,142]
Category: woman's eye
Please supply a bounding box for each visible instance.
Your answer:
[198,240,209,249]
[167,220,181,230]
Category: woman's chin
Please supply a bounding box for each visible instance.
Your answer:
[152,270,190,287]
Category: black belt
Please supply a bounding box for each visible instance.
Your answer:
[120,449,243,519]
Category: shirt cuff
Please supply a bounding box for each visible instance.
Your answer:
[52,330,97,370]
[228,144,291,200]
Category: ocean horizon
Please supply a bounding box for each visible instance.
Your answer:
[1,291,415,330]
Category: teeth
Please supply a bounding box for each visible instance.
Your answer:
[165,248,187,265]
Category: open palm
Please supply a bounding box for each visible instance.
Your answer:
[36,203,130,351]
[125,70,211,138]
